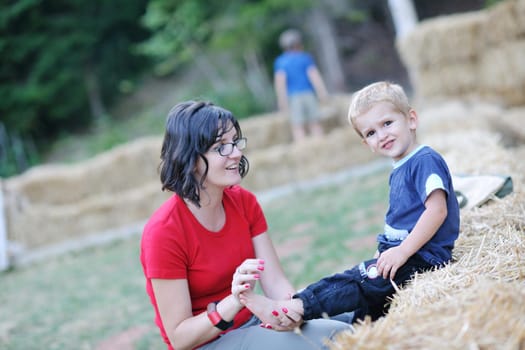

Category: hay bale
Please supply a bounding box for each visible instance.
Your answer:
[397,11,486,71]
[478,40,525,106]
[487,106,525,146]
[330,188,525,350]
[417,99,501,137]
[244,127,371,192]
[6,183,170,249]
[397,0,525,105]
[414,62,480,99]
[4,136,162,206]
[483,0,521,46]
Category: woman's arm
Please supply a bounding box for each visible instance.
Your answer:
[252,232,295,300]
[152,279,243,350]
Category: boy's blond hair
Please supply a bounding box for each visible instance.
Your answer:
[347,81,411,138]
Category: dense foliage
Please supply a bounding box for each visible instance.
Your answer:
[0,0,150,176]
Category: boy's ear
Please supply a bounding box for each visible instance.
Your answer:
[408,109,418,130]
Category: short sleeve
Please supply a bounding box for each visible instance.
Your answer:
[141,220,189,280]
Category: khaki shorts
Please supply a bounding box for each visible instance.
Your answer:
[289,92,319,125]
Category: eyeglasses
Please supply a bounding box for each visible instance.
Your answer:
[212,137,247,156]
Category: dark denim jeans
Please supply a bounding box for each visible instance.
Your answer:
[294,254,432,321]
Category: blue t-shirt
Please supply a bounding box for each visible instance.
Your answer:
[377,145,460,266]
[274,51,316,95]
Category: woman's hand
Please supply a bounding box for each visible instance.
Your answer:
[231,259,265,303]
[239,292,303,331]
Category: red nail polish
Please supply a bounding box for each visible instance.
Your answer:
[254,274,260,279]
[257,265,265,271]
[259,259,265,264]
[244,284,250,289]
[265,324,273,329]
[282,307,288,313]
[272,310,279,316]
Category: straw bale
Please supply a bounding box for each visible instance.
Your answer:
[478,41,525,106]
[487,106,525,146]
[396,11,486,71]
[517,0,525,35]
[3,136,162,206]
[330,192,525,350]
[411,62,480,100]
[244,127,370,192]
[482,0,521,47]
[417,99,501,138]
[241,98,345,151]
[241,113,291,150]
[398,0,525,105]
[422,130,523,185]
[6,183,171,249]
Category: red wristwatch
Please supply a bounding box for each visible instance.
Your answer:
[207,302,234,331]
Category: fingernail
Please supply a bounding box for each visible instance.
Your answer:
[257,265,265,271]
[244,284,250,289]
[254,274,260,279]
[258,259,265,264]
[282,307,288,313]
[265,324,273,329]
[271,310,279,316]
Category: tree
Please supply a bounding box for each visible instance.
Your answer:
[0,0,150,175]
[0,1,150,140]
[137,0,318,115]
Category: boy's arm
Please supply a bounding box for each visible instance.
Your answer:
[377,189,448,279]
[306,66,328,103]
[274,71,288,112]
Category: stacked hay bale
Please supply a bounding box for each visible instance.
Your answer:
[2,136,169,251]
[397,0,525,106]
[1,96,360,261]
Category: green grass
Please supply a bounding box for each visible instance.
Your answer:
[0,166,390,349]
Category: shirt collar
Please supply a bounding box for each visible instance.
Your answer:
[392,144,426,169]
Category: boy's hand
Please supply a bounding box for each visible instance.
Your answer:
[377,246,410,280]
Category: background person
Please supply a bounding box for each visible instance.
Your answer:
[274,28,329,141]
[140,100,350,350]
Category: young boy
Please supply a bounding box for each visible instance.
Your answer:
[274,28,328,142]
[241,81,460,327]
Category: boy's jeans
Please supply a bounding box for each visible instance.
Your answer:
[294,254,432,321]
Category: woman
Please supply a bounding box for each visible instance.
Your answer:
[140,101,349,350]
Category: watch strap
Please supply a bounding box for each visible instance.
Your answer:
[207,302,234,331]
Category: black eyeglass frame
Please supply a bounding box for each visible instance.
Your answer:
[212,137,247,156]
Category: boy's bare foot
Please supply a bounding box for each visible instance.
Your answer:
[239,292,304,330]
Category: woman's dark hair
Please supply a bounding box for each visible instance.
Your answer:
[159,101,249,207]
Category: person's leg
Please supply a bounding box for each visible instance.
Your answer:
[288,94,307,142]
[291,124,306,141]
[302,93,324,137]
[356,254,434,321]
[199,319,351,350]
[294,264,368,320]
[308,121,324,137]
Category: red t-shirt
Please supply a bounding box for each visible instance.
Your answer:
[140,185,268,349]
